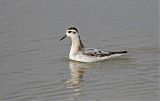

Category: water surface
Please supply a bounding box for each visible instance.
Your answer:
[0,0,159,101]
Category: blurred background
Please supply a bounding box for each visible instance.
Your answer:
[0,0,159,101]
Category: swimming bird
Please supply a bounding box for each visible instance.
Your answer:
[60,27,127,62]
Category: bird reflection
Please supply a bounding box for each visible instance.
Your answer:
[64,61,91,87]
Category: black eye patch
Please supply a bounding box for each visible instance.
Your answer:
[68,31,76,34]
[72,31,76,34]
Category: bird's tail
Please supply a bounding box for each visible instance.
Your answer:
[109,51,128,55]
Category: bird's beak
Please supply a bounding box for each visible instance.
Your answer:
[60,35,67,41]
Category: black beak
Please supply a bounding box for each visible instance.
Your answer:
[60,35,67,41]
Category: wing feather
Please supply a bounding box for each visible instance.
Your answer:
[81,48,111,57]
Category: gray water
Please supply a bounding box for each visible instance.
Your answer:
[0,0,159,101]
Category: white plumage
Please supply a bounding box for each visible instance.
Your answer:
[60,27,127,62]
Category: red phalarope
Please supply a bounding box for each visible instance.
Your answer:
[60,27,127,62]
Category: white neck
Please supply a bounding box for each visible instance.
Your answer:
[69,35,84,56]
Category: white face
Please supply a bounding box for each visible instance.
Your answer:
[60,29,78,41]
[66,29,78,37]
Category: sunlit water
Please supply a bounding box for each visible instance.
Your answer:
[0,0,159,101]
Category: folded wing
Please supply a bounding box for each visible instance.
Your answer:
[81,48,127,57]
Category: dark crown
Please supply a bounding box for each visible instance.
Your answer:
[68,27,78,33]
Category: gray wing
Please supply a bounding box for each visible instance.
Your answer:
[81,48,111,57]
[81,48,127,57]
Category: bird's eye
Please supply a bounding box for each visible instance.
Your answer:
[73,31,76,34]
[68,31,72,33]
